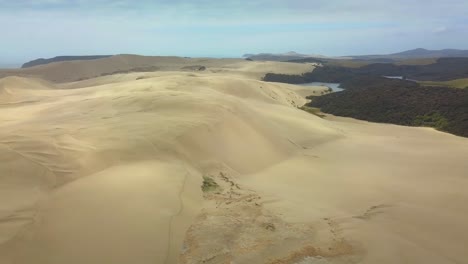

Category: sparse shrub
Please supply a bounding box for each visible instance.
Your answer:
[299,106,326,118]
[263,223,276,231]
[201,176,219,192]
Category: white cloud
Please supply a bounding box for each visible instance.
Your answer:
[1,0,468,62]
[433,26,449,34]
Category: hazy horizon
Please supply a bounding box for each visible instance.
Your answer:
[1,0,468,64]
[3,47,468,69]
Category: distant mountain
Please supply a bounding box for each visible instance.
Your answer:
[353,48,468,60]
[22,55,112,68]
[281,51,312,57]
[243,51,328,61]
[245,48,468,62]
[391,48,468,58]
[1,55,246,83]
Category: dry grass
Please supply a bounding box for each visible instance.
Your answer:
[419,78,468,89]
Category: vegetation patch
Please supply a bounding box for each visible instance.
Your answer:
[299,106,326,118]
[264,58,468,137]
[201,176,219,193]
[308,76,468,137]
[263,58,468,85]
[413,112,449,131]
[100,66,160,76]
[181,65,206,71]
[419,78,468,89]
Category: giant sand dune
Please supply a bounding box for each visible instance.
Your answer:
[0,56,467,264]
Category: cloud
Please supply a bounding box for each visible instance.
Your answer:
[0,0,467,62]
[2,0,467,20]
[0,1,462,30]
[433,26,449,34]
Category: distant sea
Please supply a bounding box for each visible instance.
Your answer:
[0,64,20,69]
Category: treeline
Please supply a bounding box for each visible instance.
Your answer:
[307,76,468,137]
[263,66,355,84]
[286,58,325,63]
[339,76,419,90]
[263,57,468,84]
[356,58,468,81]
[262,73,308,84]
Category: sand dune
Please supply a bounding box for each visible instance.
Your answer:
[242,116,468,263]
[0,62,467,264]
[0,72,330,264]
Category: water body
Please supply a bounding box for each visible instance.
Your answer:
[0,64,20,69]
[300,82,344,92]
[383,76,418,82]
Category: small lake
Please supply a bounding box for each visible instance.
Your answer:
[383,76,418,82]
[300,82,344,92]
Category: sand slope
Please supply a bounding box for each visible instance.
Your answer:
[0,72,334,264]
[0,65,467,264]
[242,116,468,263]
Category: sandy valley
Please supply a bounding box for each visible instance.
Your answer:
[0,56,467,264]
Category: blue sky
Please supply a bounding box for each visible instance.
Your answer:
[1,0,468,64]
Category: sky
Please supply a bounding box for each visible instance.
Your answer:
[1,0,468,65]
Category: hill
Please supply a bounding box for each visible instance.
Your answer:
[243,51,328,61]
[244,48,468,63]
[353,48,468,59]
[390,48,468,58]
[0,54,315,83]
[21,55,112,68]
